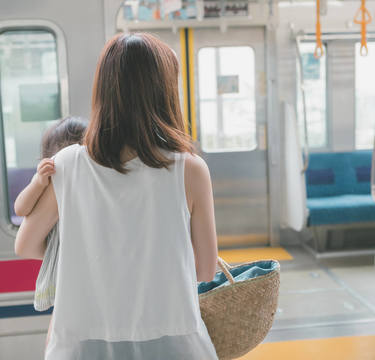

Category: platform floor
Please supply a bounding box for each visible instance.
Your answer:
[2,245,375,359]
[239,245,375,359]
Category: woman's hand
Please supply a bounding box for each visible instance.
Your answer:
[35,158,55,187]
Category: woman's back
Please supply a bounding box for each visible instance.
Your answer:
[14,33,218,360]
[46,144,217,359]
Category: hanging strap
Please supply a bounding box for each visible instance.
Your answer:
[314,0,324,58]
[354,0,372,56]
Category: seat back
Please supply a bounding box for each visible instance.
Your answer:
[348,151,372,194]
[306,151,371,198]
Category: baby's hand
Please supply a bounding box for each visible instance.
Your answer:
[34,158,55,187]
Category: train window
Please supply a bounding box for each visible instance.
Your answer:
[0,30,61,225]
[197,46,256,152]
[297,42,327,148]
[355,42,375,149]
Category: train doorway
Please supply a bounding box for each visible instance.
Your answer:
[183,27,269,247]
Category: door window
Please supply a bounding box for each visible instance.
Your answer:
[197,46,256,152]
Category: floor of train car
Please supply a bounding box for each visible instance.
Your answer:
[1,245,375,359]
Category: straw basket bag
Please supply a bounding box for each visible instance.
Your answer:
[198,257,280,360]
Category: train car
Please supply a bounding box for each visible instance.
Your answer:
[1,0,375,359]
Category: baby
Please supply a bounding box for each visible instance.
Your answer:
[14,116,87,346]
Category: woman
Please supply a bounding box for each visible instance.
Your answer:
[15,33,218,359]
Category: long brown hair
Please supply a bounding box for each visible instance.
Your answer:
[85,33,194,173]
[42,116,88,158]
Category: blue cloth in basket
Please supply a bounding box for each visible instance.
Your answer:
[198,260,279,295]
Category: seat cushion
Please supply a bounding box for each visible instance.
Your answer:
[307,194,375,226]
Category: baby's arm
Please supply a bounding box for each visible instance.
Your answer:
[14,159,55,217]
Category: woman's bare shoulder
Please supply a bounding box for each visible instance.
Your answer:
[184,153,212,200]
[184,153,210,179]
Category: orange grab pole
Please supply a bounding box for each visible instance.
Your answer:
[354,0,372,56]
[314,0,324,59]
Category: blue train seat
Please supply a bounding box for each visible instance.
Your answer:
[306,151,375,226]
[7,168,35,226]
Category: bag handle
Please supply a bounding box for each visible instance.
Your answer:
[217,257,235,284]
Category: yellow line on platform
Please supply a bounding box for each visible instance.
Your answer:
[218,247,293,263]
[240,336,375,360]
[218,234,268,247]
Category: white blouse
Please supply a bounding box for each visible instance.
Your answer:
[45,144,217,360]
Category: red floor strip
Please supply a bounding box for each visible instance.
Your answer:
[0,259,42,293]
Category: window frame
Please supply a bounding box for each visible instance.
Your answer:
[196,44,258,154]
[296,40,330,152]
[0,19,69,236]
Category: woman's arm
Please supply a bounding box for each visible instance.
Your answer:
[14,183,58,260]
[185,154,218,282]
[14,159,55,216]
[46,313,53,350]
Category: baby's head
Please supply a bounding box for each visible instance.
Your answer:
[41,116,88,158]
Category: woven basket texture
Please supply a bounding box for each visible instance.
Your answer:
[199,260,280,360]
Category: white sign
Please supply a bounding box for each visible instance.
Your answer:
[163,0,182,15]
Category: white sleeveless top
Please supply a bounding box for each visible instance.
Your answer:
[45,144,217,360]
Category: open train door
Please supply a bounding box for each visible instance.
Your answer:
[190,27,269,248]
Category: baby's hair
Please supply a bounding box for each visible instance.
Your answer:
[41,116,88,158]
